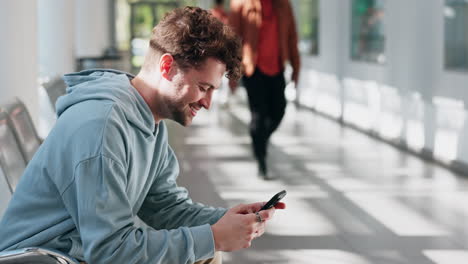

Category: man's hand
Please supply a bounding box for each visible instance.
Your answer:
[291,70,299,85]
[211,202,286,252]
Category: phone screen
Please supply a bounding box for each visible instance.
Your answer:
[259,190,287,211]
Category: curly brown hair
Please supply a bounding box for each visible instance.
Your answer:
[144,6,242,81]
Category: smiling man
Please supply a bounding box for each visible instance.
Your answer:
[0,7,285,264]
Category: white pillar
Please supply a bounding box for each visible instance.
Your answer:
[75,0,109,57]
[386,0,440,151]
[0,0,39,124]
[38,0,76,78]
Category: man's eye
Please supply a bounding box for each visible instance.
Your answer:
[199,86,207,92]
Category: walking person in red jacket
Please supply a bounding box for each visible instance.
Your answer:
[229,0,300,179]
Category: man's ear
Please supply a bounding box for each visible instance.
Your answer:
[159,53,174,80]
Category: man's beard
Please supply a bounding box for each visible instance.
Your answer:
[169,104,191,127]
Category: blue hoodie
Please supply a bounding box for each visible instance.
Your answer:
[0,69,227,263]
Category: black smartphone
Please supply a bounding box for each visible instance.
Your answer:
[259,190,287,211]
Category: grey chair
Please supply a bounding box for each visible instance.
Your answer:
[0,166,12,216]
[0,104,77,264]
[3,98,41,162]
[43,77,66,111]
[0,248,79,264]
[0,111,27,192]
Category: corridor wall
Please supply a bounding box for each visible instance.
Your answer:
[296,0,468,173]
[0,1,39,125]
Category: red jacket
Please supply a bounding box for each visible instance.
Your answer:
[229,0,300,82]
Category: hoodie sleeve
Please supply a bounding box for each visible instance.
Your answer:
[137,146,227,230]
[61,154,215,264]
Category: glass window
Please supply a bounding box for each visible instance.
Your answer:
[445,0,468,70]
[292,0,319,55]
[350,0,385,63]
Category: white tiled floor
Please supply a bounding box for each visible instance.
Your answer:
[168,100,468,264]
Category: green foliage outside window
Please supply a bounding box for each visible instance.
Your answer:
[445,0,468,70]
[292,0,319,55]
[350,0,385,63]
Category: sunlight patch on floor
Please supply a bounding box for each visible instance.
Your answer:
[265,198,338,236]
[236,250,373,264]
[346,193,449,236]
[185,136,250,145]
[423,250,468,264]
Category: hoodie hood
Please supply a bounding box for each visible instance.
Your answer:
[58,69,155,136]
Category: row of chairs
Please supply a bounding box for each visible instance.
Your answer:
[0,98,41,199]
[0,75,67,198]
[0,83,78,263]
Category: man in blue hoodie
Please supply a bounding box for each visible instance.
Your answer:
[0,6,285,264]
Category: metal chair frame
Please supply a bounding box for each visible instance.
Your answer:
[0,247,79,264]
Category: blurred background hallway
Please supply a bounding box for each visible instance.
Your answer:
[2,0,468,263]
[169,95,468,264]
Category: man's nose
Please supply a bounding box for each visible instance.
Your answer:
[199,90,213,110]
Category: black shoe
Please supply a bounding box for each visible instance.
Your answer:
[258,158,268,179]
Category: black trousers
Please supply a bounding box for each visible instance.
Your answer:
[243,68,286,161]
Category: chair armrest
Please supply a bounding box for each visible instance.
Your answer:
[0,247,79,264]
